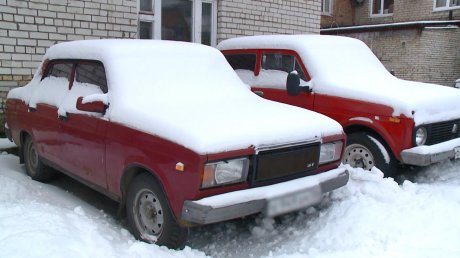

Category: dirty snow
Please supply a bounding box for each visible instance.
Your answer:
[1,152,460,258]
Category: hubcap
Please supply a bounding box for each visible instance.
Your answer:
[134,189,164,242]
[343,144,375,171]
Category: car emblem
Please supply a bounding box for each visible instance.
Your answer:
[453,124,458,134]
[306,162,316,168]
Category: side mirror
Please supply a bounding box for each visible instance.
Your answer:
[287,72,301,96]
[286,72,312,96]
[76,97,106,113]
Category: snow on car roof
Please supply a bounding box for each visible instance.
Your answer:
[8,39,343,154]
[218,35,460,125]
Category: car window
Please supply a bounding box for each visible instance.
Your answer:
[75,62,108,93]
[47,62,73,80]
[225,54,256,72]
[30,61,73,108]
[261,53,307,81]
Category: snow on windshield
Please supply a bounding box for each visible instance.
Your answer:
[7,40,343,154]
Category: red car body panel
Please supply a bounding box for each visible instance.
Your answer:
[222,48,416,161]
[6,97,345,220]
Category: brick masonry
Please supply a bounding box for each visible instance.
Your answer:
[217,0,321,42]
[353,0,460,25]
[342,28,460,86]
[321,0,354,28]
[0,0,138,132]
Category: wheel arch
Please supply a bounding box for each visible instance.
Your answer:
[118,164,167,218]
[343,123,397,159]
[18,130,32,164]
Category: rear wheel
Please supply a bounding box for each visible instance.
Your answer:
[126,173,188,249]
[343,133,398,177]
[23,136,56,182]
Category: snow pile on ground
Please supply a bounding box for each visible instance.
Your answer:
[1,152,460,258]
[0,138,15,150]
[0,154,207,258]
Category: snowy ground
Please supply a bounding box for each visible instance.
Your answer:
[1,148,460,258]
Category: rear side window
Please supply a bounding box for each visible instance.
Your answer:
[75,62,108,93]
[225,54,256,72]
[47,63,73,80]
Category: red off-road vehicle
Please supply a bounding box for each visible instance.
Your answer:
[219,35,460,176]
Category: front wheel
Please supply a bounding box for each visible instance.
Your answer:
[342,133,398,177]
[126,173,188,249]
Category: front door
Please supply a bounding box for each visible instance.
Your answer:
[58,61,108,188]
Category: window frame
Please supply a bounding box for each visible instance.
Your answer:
[259,49,311,82]
[74,60,109,94]
[370,0,394,17]
[42,59,108,93]
[433,0,460,11]
[138,0,160,39]
[137,0,217,46]
[41,60,75,89]
[321,0,333,16]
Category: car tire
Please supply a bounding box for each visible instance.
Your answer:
[23,136,56,182]
[342,133,398,177]
[126,173,188,249]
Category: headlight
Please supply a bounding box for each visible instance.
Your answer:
[415,127,427,146]
[319,141,343,165]
[201,157,249,189]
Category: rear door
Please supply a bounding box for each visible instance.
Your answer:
[29,61,72,164]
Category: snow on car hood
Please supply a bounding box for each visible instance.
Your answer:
[218,35,460,126]
[8,40,342,154]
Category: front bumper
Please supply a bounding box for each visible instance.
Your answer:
[400,138,460,166]
[181,167,349,225]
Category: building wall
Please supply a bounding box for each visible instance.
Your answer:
[0,0,138,132]
[217,0,321,42]
[321,0,354,28]
[354,0,460,25]
[342,28,460,86]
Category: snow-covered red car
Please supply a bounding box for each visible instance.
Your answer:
[4,40,348,249]
[218,35,460,177]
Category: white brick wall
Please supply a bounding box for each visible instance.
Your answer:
[0,0,137,77]
[217,0,321,42]
[0,0,138,124]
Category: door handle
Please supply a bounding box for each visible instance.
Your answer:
[254,90,264,97]
[28,107,36,112]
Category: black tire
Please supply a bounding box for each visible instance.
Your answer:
[342,133,398,177]
[23,136,56,182]
[126,173,188,249]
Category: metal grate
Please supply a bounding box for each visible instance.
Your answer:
[254,143,320,184]
[427,119,460,145]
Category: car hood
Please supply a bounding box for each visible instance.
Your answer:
[313,75,460,126]
[107,91,343,154]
